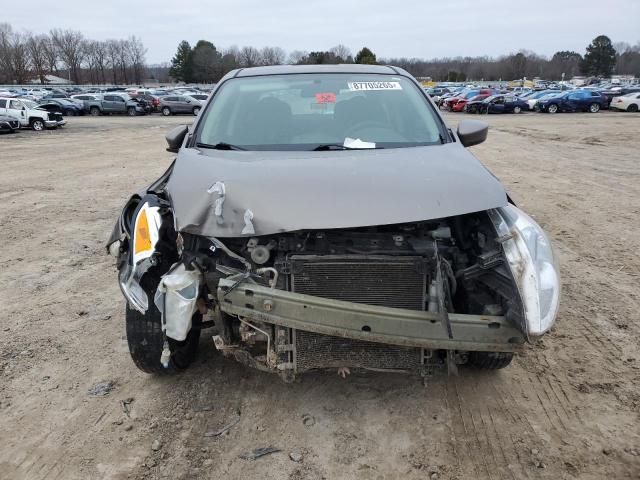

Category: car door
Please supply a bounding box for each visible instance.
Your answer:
[565,92,582,111]
[8,99,28,123]
[113,96,127,113]
[177,96,190,113]
[0,99,7,116]
[489,96,505,113]
[102,95,116,112]
[503,95,516,112]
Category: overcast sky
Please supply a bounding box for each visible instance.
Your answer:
[4,0,639,64]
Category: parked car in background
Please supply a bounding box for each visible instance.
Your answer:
[0,114,20,133]
[424,87,451,103]
[609,92,640,112]
[454,93,492,112]
[442,89,494,111]
[537,90,606,113]
[598,86,640,108]
[467,94,528,114]
[79,94,146,116]
[0,97,65,130]
[38,99,84,116]
[159,95,202,116]
[186,94,209,103]
[525,90,561,111]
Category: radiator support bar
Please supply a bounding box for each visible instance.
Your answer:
[218,278,525,353]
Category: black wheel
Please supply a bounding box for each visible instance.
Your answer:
[589,103,600,113]
[513,106,522,114]
[125,274,201,374]
[192,106,201,115]
[66,109,76,116]
[467,351,514,369]
[162,106,171,116]
[627,104,638,112]
[90,106,101,116]
[547,103,558,114]
[127,107,137,116]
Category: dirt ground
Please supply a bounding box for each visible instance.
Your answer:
[0,110,639,480]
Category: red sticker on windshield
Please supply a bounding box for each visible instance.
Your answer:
[315,93,336,104]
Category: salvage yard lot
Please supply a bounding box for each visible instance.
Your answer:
[0,112,639,480]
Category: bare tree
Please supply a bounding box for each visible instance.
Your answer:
[42,36,59,75]
[51,29,85,83]
[127,35,147,83]
[26,34,49,84]
[239,46,261,67]
[287,50,308,65]
[105,39,120,84]
[10,32,30,84]
[330,44,352,62]
[0,23,14,83]
[260,46,286,65]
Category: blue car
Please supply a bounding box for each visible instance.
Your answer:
[537,90,606,113]
[466,94,529,114]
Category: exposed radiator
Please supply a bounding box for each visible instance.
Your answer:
[289,255,427,372]
[290,255,427,310]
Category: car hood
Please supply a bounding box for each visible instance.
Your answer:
[166,144,508,237]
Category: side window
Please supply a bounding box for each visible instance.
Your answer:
[116,97,125,102]
[0,99,6,108]
[10,100,22,109]
[104,95,113,101]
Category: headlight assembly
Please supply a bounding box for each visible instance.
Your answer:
[489,205,561,337]
[119,202,163,313]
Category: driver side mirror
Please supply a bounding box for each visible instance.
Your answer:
[166,125,189,153]
[457,120,488,147]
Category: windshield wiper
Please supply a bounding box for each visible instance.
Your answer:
[312,144,354,151]
[196,142,247,151]
[312,144,385,151]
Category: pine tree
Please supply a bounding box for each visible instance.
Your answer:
[581,35,617,77]
[169,40,193,82]
[355,47,377,65]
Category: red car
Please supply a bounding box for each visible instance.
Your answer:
[454,93,492,112]
[442,89,494,111]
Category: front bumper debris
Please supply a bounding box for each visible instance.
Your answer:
[217,278,525,353]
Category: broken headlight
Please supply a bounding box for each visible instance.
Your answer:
[119,202,163,313]
[489,205,561,337]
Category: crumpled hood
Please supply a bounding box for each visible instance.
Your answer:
[166,143,507,237]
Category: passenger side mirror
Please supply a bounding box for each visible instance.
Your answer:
[166,124,189,153]
[457,120,488,147]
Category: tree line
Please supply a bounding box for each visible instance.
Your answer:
[0,23,146,85]
[168,42,378,83]
[385,36,639,82]
[168,35,638,84]
[1,24,638,86]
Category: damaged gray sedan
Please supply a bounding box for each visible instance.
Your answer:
[107,65,560,379]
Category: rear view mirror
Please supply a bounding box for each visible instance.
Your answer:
[166,125,189,153]
[457,120,488,147]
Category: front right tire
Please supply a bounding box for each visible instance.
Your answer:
[125,274,201,374]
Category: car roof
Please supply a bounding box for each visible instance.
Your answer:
[232,64,403,77]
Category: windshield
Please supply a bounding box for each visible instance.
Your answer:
[197,73,445,150]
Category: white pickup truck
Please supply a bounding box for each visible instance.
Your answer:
[0,97,66,130]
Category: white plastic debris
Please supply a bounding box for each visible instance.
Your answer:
[241,209,255,235]
[154,264,201,341]
[207,181,226,217]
